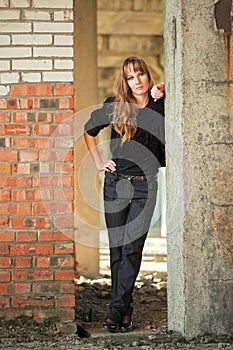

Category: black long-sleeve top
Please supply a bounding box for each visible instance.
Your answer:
[84,96,165,176]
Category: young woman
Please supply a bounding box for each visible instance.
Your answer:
[84,56,165,332]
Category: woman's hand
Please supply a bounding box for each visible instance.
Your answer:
[151,82,165,101]
[98,160,116,172]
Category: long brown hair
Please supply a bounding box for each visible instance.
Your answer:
[111,56,154,142]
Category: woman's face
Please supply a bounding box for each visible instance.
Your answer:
[125,64,150,98]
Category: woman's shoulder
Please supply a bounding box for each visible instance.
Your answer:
[104,96,116,104]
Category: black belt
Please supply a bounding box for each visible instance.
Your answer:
[117,173,146,181]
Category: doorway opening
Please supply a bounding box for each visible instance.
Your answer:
[74,0,167,279]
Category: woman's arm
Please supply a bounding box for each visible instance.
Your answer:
[84,131,116,172]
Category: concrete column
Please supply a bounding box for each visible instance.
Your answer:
[164,0,233,337]
[74,0,100,276]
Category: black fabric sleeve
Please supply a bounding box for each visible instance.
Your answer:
[84,97,114,137]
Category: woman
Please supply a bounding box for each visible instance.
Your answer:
[84,56,165,332]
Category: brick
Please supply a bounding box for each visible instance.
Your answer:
[11,84,53,96]
[33,0,73,9]
[33,308,74,321]
[54,10,73,22]
[34,123,74,136]
[0,297,10,308]
[10,0,30,8]
[11,217,51,229]
[0,190,10,201]
[37,137,54,148]
[0,309,33,321]
[33,281,74,294]
[11,257,34,268]
[54,216,73,229]
[54,189,74,201]
[17,231,37,242]
[34,175,73,187]
[22,73,41,83]
[0,203,31,215]
[0,100,6,110]
[5,124,31,135]
[0,270,10,282]
[0,150,17,161]
[54,84,74,96]
[38,230,72,241]
[0,243,9,254]
[12,189,53,202]
[0,60,10,71]
[11,243,53,256]
[6,99,33,109]
[23,10,50,21]
[1,73,19,84]
[0,217,9,228]
[33,124,57,136]
[53,111,73,123]
[54,59,73,70]
[1,176,32,188]
[19,150,39,162]
[0,46,31,57]
[0,283,31,295]
[34,46,73,57]
[12,270,53,281]
[33,98,59,109]
[55,269,74,281]
[12,296,54,308]
[43,72,73,83]
[54,242,73,255]
[0,0,8,7]
[37,256,74,268]
[55,162,73,174]
[12,163,30,174]
[0,232,14,242]
[12,59,52,71]
[0,86,9,95]
[39,163,54,174]
[33,202,73,215]
[56,295,74,307]
[29,111,51,122]
[0,257,11,268]
[0,35,10,45]
[0,10,20,20]
[0,112,10,122]
[0,162,11,174]
[54,35,73,46]
[40,150,73,162]
[12,138,36,148]
[9,203,32,215]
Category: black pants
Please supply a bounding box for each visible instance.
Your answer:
[103,171,158,323]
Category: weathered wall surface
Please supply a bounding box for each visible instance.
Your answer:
[0,0,75,321]
[164,0,233,337]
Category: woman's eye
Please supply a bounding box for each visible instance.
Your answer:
[138,72,144,77]
[127,76,134,81]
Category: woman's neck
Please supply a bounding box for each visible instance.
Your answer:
[134,94,149,108]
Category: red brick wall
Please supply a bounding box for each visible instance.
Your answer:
[0,83,75,321]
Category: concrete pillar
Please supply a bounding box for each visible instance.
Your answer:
[74,0,100,276]
[164,0,233,337]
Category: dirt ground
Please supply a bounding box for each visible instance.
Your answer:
[75,271,168,335]
[1,273,233,350]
